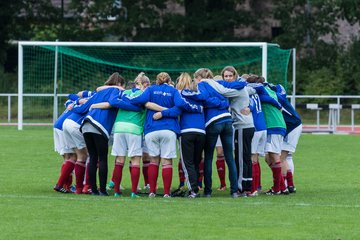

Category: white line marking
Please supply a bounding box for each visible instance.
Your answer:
[0,194,359,209]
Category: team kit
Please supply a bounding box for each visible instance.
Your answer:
[53,66,302,199]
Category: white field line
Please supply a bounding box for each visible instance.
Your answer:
[0,193,359,209]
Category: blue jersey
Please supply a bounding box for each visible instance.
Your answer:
[128,83,201,135]
[182,81,231,127]
[249,94,267,132]
[73,87,125,139]
[54,100,74,130]
[272,84,302,135]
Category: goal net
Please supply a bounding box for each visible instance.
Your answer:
[18,41,292,129]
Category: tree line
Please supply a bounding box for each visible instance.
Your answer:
[0,0,359,98]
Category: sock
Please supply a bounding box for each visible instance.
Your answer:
[286,154,295,174]
[142,160,150,185]
[286,170,294,187]
[74,161,86,192]
[257,161,262,190]
[271,162,282,192]
[57,160,75,187]
[251,162,258,193]
[198,159,204,187]
[216,157,226,187]
[112,162,124,193]
[65,172,73,189]
[281,174,287,190]
[178,160,185,187]
[148,163,159,194]
[130,165,141,194]
[162,164,173,195]
[84,161,90,186]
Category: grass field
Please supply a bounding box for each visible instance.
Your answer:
[0,126,359,240]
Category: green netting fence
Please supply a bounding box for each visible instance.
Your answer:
[18,42,292,125]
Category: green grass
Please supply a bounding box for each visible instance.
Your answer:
[0,126,359,239]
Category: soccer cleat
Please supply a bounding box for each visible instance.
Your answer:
[99,191,109,196]
[281,188,290,195]
[203,193,212,198]
[148,192,156,198]
[265,189,281,196]
[248,190,258,197]
[82,185,92,194]
[188,191,200,198]
[131,192,140,198]
[288,186,296,193]
[114,192,122,197]
[53,184,62,192]
[231,192,240,198]
[170,188,186,197]
[143,184,150,192]
[163,194,171,198]
[91,190,100,196]
[239,191,258,197]
[54,184,72,193]
[106,181,115,190]
[217,185,226,191]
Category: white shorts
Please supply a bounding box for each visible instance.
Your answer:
[53,128,74,155]
[142,135,149,154]
[265,134,283,155]
[111,133,143,157]
[145,130,177,159]
[215,136,222,147]
[251,130,266,156]
[282,124,302,153]
[63,119,87,150]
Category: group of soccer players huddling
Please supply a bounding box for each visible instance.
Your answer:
[53,66,302,198]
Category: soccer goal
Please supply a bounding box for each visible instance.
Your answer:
[17,41,293,130]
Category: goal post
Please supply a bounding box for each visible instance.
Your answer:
[17,41,293,130]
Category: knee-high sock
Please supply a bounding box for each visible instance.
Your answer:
[216,157,226,187]
[142,160,150,185]
[286,170,294,187]
[148,163,159,194]
[130,165,141,194]
[257,161,262,189]
[251,162,258,193]
[57,160,75,187]
[74,162,86,191]
[112,162,124,193]
[162,164,173,195]
[271,162,282,192]
[286,154,295,174]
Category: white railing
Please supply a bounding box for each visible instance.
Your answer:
[1,94,360,131]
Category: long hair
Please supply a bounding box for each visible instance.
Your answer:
[135,72,150,85]
[156,72,171,85]
[221,66,238,80]
[104,72,125,86]
[194,68,213,80]
[176,72,192,90]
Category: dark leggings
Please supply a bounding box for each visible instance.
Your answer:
[83,132,109,193]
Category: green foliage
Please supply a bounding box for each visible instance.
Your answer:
[336,38,360,95]
[1,0,360,96]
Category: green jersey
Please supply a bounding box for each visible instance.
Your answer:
[261,86,286,130]
[113,88,145,135]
